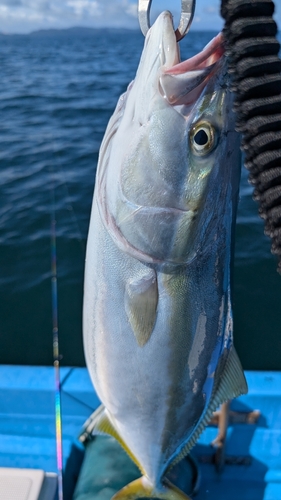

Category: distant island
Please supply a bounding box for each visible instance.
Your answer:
[0,25,221,38]
[0,26,139,37]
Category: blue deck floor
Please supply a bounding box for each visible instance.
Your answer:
[0,366,280,499]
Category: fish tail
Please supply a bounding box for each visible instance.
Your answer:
[111,476,191,500]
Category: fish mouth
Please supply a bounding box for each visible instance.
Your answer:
[144,11,224,76]
[159,25,224,106]
[165,32,224,74]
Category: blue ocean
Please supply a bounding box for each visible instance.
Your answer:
[0,29,280,369]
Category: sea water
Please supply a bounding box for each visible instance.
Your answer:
[0,29,280,369]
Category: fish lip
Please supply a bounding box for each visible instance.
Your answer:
[144,11,180,70]
[164,32,224,75]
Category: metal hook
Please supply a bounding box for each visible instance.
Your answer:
[138,0,196,42]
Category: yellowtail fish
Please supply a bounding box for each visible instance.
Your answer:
[82,11,247,500]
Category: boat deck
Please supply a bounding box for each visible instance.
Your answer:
[0,366,280,499]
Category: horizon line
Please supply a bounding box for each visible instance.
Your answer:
[0,25,221,36]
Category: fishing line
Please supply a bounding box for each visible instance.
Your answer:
[50,169,64,500]
[60,161,85,254]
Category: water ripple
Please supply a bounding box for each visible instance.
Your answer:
[0,29,280,368]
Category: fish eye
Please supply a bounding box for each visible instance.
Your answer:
[190,121,217,156]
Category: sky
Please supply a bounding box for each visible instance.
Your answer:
[0,0,280,34]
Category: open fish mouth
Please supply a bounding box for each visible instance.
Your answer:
[160,32,225,106]
[165,32,224,74]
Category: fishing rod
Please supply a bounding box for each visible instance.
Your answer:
[50,174,64,500]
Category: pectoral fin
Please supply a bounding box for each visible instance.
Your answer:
[125,269,158,347]
[79,404,145,474]
[112,476,191,500]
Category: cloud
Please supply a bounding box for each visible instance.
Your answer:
[66,0,100,17]
[204,6,217,14]
[124,3,137,18]
[0,0,280,34]
[0,0,139,33]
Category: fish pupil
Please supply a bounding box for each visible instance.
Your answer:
[194,129,208,146]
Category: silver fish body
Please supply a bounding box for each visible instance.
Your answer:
[83,11,247,500]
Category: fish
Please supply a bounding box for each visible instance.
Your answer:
[82,10,248,500]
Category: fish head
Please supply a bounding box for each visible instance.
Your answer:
[96,11,241,266]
